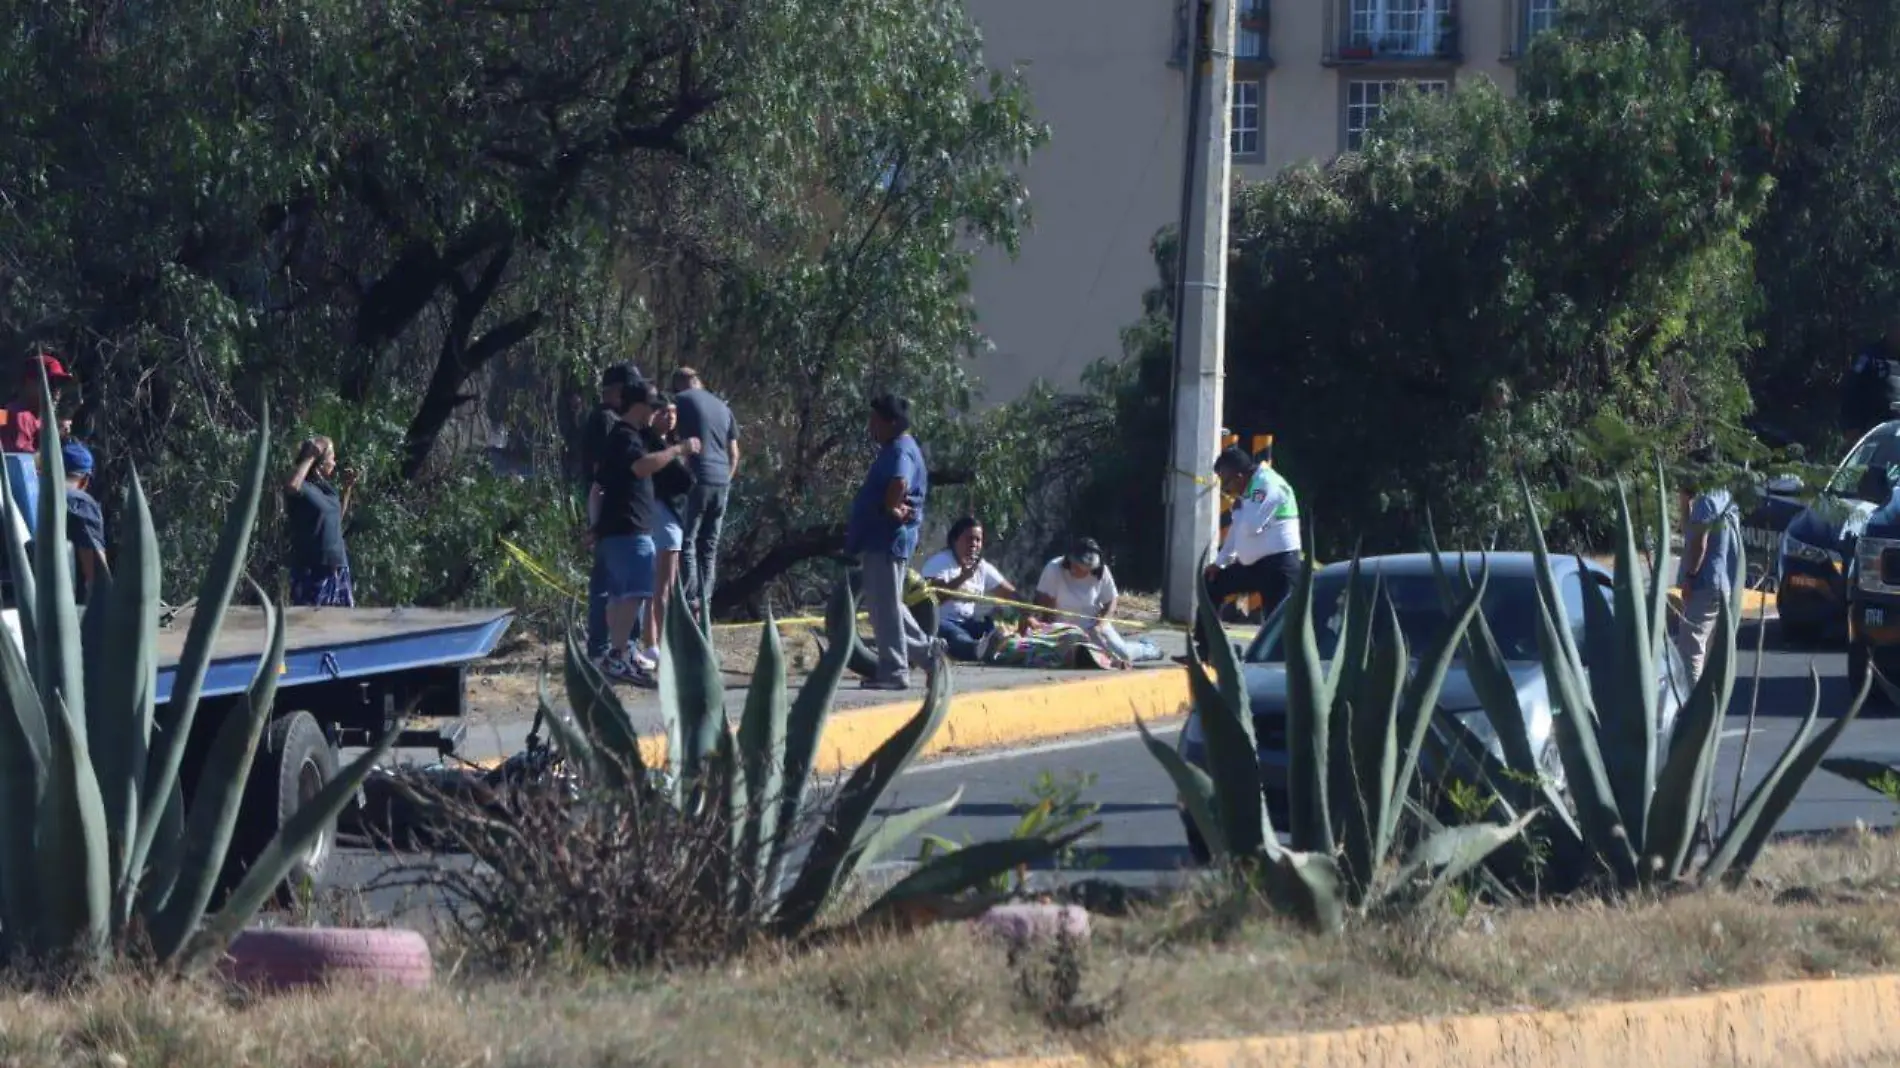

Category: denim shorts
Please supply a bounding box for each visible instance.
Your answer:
[597,534,656,601]
[654,502,684,552]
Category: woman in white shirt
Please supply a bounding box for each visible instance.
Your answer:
[920,516,1019,661]
[1035,536,1119,626]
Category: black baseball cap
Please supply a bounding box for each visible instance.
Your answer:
[1066,536,1103,569]
[601,362,644,389]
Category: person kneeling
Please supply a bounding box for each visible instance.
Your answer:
[921,516,1018,661]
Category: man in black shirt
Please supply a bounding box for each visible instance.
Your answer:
[582,361,645,658]
[594,382,699,683]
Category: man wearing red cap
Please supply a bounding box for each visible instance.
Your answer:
[0,352,74,454]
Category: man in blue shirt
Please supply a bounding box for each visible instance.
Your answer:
[846,393,937,689]
[60,441,107,601]
[1676,452,1740,686]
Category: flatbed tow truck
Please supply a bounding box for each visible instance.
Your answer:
[0,454,513,890]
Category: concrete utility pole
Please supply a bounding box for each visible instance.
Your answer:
[1160,0,1236,624]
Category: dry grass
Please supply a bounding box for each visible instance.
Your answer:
[5,832,1900,1067]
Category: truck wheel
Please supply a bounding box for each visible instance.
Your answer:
[1850,640,1877,706]
[235,711,340,902]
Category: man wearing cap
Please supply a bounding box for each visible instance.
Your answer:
[1198,444,1304,658]
[1,351,75,455]
[593,381,700,684]
[846,393,936,690]
[60,441,107,600]
[580,361,645,659]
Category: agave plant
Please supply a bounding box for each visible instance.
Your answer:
[540,574,1089,938]
[1137,555,1533,933]
[0,385,394,975]
[1424,476,1867,892]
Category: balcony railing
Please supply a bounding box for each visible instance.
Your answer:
[1324,0,1460,65]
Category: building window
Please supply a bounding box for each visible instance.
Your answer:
[1348,0,1451,56]
[1525,0,1561,36]
[1237,27,1264,60]
[1345,79,1447,151]
[1232,79,1262,159]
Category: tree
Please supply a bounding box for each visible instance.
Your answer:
[1576,0,1900,451]
[1077,29,1769,570]
[0,0,1051,615]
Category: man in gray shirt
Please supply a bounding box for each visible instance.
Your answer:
[1676,449,1740,686]
[671,367,741,620]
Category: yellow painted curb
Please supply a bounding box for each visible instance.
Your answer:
[939,973,1900,1068]
[473,669,1192,775]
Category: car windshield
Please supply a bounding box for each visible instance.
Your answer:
[1245,569,1588,664]
[1824,433,1900,503]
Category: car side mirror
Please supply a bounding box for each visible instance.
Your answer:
[1768,474,1804,496]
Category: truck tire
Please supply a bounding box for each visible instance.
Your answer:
[221,927,433,991]
[234,711,341,902]
[1850,639,1877,706]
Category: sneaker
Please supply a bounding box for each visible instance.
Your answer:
[631,646,658,673]
[600,651,642,683]
[974,629,999,663]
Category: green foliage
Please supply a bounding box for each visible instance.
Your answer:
[1139,557,1530,934]
[542,576,1089,939]
[916,770,1105,895]
[0,388,392,977]
[1077,29,1768,573]
[1429,475,1868,892]
[0,0,1051,619]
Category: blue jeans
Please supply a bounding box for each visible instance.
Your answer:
[587,552,609,657]
[937,615,994,661]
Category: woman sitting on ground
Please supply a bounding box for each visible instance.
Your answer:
[1035,536,1119,628]
[920,516,1018,661]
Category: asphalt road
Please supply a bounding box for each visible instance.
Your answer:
[327,632,1900,921]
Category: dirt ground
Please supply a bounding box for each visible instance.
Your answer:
[460,592,1172,724]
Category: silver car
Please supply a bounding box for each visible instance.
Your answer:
[1176,552,1689,862]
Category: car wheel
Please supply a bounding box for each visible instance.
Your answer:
[1850,639,1877,705]
[1778,616,1824,649]
[1180,811,1212,866]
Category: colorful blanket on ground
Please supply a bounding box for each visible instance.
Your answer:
[983,620,1164,670]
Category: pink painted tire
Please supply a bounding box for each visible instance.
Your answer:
[220,927,433,991]
[972,903,1091,946]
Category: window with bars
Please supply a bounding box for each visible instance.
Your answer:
[1347,0,1451,56]
[1344,79,1447,150]
[1525,0,1561,37]
[1231,80,1262,159]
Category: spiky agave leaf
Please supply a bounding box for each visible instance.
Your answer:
[1137,715,1229,860]
[128,406,270,889]
[146,584,286,961]
[1185,571,1268,859]
[179,723,402,972]
[1279,519,1332,854]
[736,612,790,908]
[773,652,954,938]
[659,575,726,792]
[763,578,855,906]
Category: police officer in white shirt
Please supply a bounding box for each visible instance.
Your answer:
[921,516,1019,661]
[1198,444,1305,657]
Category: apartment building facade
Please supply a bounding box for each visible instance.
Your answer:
[963,0,1561,404]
